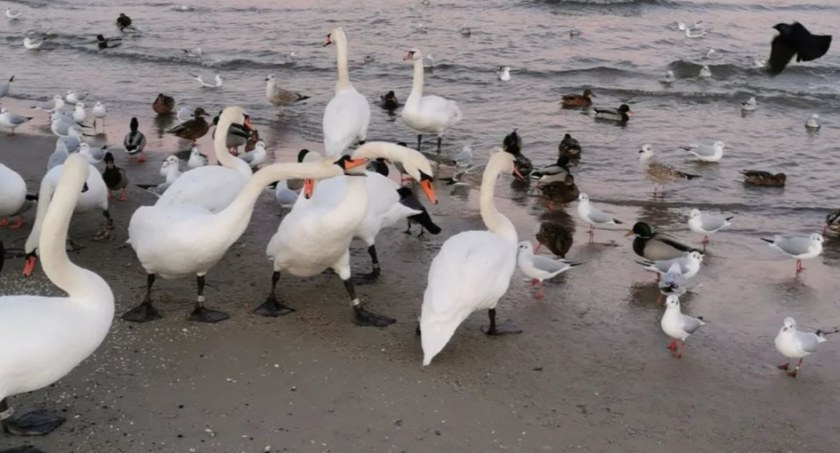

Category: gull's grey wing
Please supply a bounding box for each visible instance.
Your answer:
[531,255,573,273]
[680,314,704,334]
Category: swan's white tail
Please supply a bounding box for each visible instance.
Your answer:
[420,316,461,366]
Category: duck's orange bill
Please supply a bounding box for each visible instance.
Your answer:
[420,179,438,205]
[22,255,36,277]
[302,179,314,199]
[623,230,634,237]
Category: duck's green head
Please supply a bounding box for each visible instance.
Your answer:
[626,221,654,238]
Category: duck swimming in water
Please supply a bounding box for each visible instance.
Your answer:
[561,89,594,108]
[594,104,631,123]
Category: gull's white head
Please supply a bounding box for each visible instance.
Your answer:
[665,295,680,308]
[639,144,654,159]
[517,241,534,254]
[782,317,797,331]
[75,102,85,110]
[578,193,589,203]
[810,233,824,244]
[688,251,704,262]
[689,208,701,218]
[713,140,725,149]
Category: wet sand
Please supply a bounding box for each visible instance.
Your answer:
[2,108,840,452]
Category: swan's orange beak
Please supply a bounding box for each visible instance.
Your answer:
[420,179,438,205]
[342,158,367,170]
[303,179,314,199]
[22,254,36,277]
[513,167,525,181]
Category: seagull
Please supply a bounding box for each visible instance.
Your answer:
[23,37,49,50]
[237,140,267,169]
[0,75,13,99]
[497,66,511,82]
[459,25,471,37]
[741,96,757,112]
[92,101,107,131]
[182,47,202,58]
[698,65,712,78]
[50,112,84,137]
[5,8,21,20]
[706,49,721,60]
[187,146,208,168]
[637,251,703,280]
[661,70,675,85]
[0,108,33,135]
[191,73,222,88]
[569,28,581,38]
[805,113,821,130]
[272,180,297,208]
[676,21,687,31]
[73,102,87,124]
[65,90,89,105]
[683,140,725,162]
[661,295,705,359]
[658,262,687,303]
[687,209,732,245]
[78,142,107,164]
[136,156,182,196]
[576,193,622,243]
[451,144,473,170]
[761,233,823,275]
[516,241,581,299]
[767,22,832,75]
[639,144,701,196]
[685,27,706,38]
[775,317,830,378]
[265,74,309,106]
[32,94,65,113]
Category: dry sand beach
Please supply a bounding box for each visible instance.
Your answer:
[2,107,840,452]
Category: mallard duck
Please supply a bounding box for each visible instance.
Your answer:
[741,170,786,187]
[594,104,631,123]
[116,13,132,31]
[562,89,594,108]
[540,174,579,210]
[824,210,840,234]
[167,107,210,143]
[531,155,571,181]
[123,117,147,162]
[626,221,701,261]
[102,152,128,201]
[536,220,574,258]
[558,133,582,159]
[502,129,533,176]
[152,93,175,116]
[379,91,400,110]
[96,34,122,50]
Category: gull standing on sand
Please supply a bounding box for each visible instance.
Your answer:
[0,108,33,135]
[272,180,297,208]
[761,233,823,275]
[805,114,821,130]
[32,95,65,113]
[265,74,309,107]
[73,102,87,124]
[191,74,222,88]
[0,76,13,99]
[661,295,705,358]
[775,317,830,378]
[92,102,107,132]
[576,193,622,243]
[684,140,725,162]
[136,156,182,196]
[639,144,700,196]
[637,251,703,280]
[688,209,732,245]
[516,242,580,299]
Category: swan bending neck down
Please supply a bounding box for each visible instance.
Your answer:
[123,107,349,324]
[420,150,520,366]
[257,142,436,327]
[0,153,114,437]
[322,26,370,157]
[401,48,462,153]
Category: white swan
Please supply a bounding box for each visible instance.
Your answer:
[401,48,462,152]
[155,113,253,213]
[322,27,370,157]
[303,143,438,283]
[23,161,112,276]
[0,153,114,437]
[256,142,434,326]
[0,163,27,229]
[420,150,521,366]
[123,107,349,324]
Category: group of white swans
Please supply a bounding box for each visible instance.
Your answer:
[0,27,522,443]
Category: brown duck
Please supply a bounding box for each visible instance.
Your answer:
[536,209,575,258]
[540,173,580,210]
[167,107,210,143]
[152,93,175,115]
[741,170,786,187]
[562,89,594,108]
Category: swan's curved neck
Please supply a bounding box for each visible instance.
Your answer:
[406,59,425,107]
[480,163,517,244]
[334,32,352,93]
[40,164,111,300]
[25,174,57,253]
[214,119,251,177]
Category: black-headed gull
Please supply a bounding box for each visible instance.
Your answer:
[741,97,757,112]
[496,66,511,82]
[637,250,703,280]
[687,209,732,245]
[661,295,705,359]
[73,102,86,124]
[516,241,580,299]
[32,94,65,113]
[0,76,13,98]
[187,146,208,168]
[237,140,266,169]
[698,65,712,78]
[192,74,222,88]
[684,141,725,163]
[576,193,622,243]
[65,90,88,105]
[774,317,832,378]
[0,108,32,135]
[761,233,823,274]
[805,114,820,130]
[660,70,675,85]
[92,102,107,132]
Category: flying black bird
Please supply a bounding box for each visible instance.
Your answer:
[398,187,441,237]
[768,22,832,75]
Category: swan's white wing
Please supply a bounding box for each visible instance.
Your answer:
[417,95,462,127]
[156,166,247,213]
[323,89,370,157]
